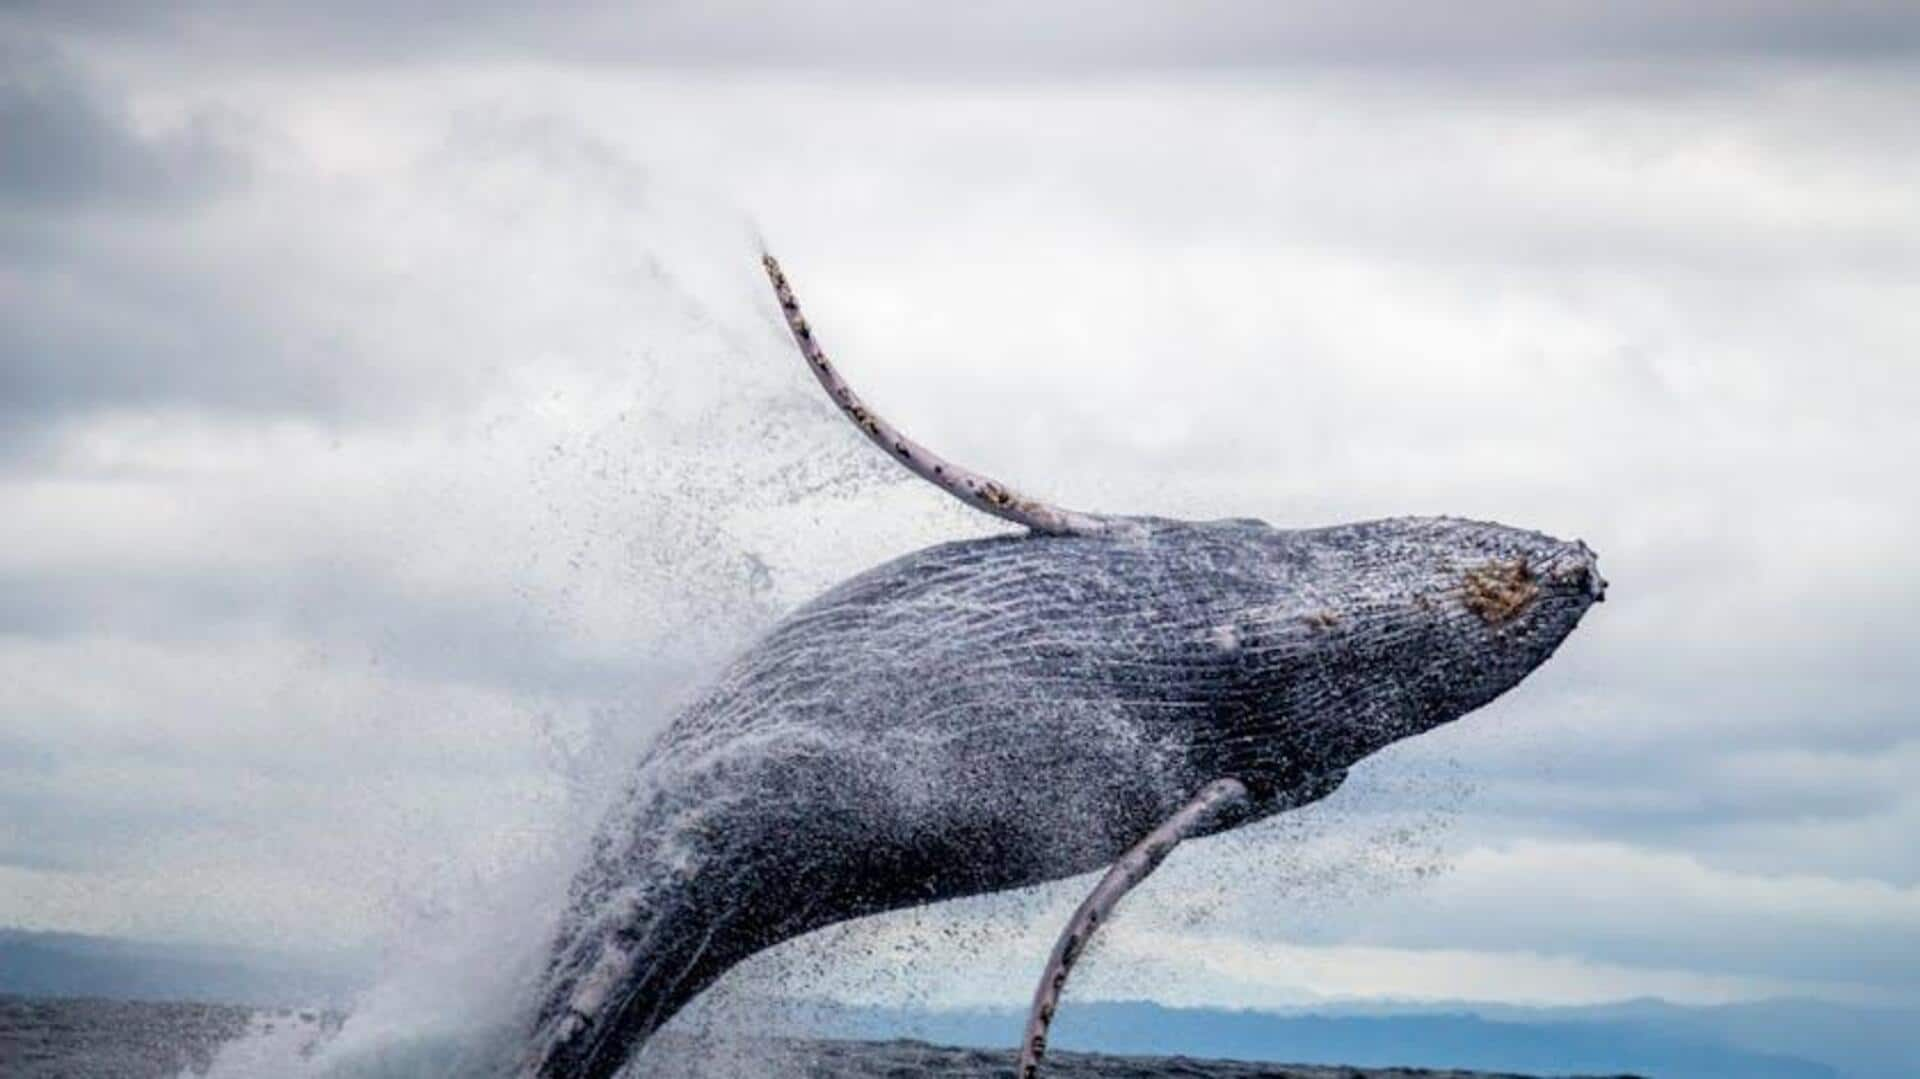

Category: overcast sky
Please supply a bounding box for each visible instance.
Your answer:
[4,0,1918,1041]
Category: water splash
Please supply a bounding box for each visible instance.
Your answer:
[190,111,913,1075]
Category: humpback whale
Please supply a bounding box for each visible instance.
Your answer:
[518,255,1605,1077]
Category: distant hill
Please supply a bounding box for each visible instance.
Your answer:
[0,998,1608,1079]
[1464,997,1918,1079]
[0,928,364,1008]
[794,999,1850,1079]
[4,927,1908,1078]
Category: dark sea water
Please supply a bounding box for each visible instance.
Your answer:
[2,997,258,1078]
[0,996,1591,1079]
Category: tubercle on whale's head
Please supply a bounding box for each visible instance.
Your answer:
[1158,515,1605,794]
[1435,525,1606,712]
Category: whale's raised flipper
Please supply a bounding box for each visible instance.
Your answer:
[1016,776,1252,1078]
[761,253,1116,537]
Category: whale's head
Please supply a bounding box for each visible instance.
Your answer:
[1150,515,1605,800]
[760,251,1606,816]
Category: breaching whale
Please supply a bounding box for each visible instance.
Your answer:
[518,255,1606,1077]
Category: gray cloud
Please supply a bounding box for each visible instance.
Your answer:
[15,2,1920,72]
[0,45,275,431]
[0,43,241,207]
[0,76,714,441]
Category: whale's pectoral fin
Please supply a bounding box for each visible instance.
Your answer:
[760,253,1117,537]
[1015,777,1252,1078]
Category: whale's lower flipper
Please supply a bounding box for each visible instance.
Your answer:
[1015,776,1252,1078]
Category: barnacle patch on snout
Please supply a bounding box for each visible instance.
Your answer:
[1461,558,1539,626]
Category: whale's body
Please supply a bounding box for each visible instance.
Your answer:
[523,514,1604,1076]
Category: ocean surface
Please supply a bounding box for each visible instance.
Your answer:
[1,996,1597,1079]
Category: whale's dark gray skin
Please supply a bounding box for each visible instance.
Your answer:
[523,520,1604,1076]
[518,259,1605,1078]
